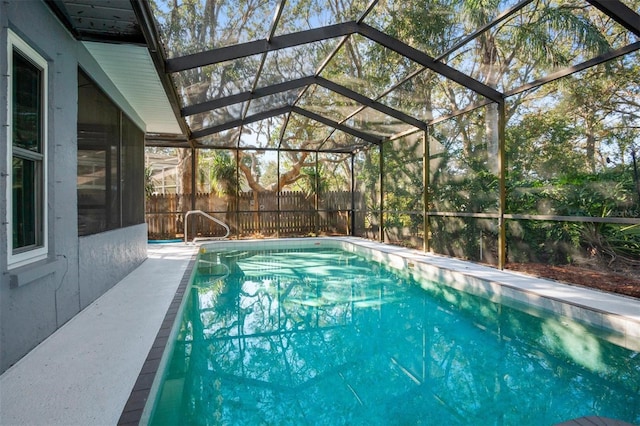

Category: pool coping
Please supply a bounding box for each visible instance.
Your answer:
[119,236,640,425]
[117,251,197,426]
[346,238,639,349]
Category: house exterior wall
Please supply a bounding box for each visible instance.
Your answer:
[0,1,147,374]
[78,224,147,309]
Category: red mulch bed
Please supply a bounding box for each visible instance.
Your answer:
[506,263,640,299]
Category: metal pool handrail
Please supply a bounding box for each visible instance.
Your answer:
[184,210,230,244]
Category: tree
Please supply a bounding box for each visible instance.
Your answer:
[152,0,350,197]
[380,0,611,172]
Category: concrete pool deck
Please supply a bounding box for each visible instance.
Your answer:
[0,243,196,426]
[0,237,638,425]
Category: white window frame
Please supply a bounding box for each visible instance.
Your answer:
[6,30,48,269]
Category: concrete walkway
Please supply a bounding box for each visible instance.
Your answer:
[0,243,196,426]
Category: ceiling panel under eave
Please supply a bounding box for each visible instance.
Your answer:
[83,41,182,134]
[46,0,146,44]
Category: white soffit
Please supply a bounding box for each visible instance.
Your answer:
[83,41,182,135]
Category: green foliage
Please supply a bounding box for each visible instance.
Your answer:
[356,148,381,210]
[430,216,498,263]
[288,164,330,196]
[506,112,586,180]
[431,169,499,213]
[507,169,637,217]
[602,223,640,260]
[200,151,240,197]
[506,168,639,264]
[506,219,583,264]
[144,166,155,198]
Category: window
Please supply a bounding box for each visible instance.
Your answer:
[7,31,48,268]
[77,70,145,236]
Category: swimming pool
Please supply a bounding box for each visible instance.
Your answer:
[140,238,640,425]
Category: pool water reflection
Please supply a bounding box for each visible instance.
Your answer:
[148,247,640,425]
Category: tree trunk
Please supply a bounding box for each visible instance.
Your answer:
[486,103,500,174]
[177,147,194,214]
[585,120,597,173]
[480,32,500,175]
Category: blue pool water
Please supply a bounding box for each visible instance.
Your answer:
[147,247,640,425]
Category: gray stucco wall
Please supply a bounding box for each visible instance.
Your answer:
[0,1,148,374]
[78,224,148,309]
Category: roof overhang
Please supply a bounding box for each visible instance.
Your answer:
[82,41,181,134]
[45,0,182,135]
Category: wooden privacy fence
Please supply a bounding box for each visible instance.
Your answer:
[146,190,363,240]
